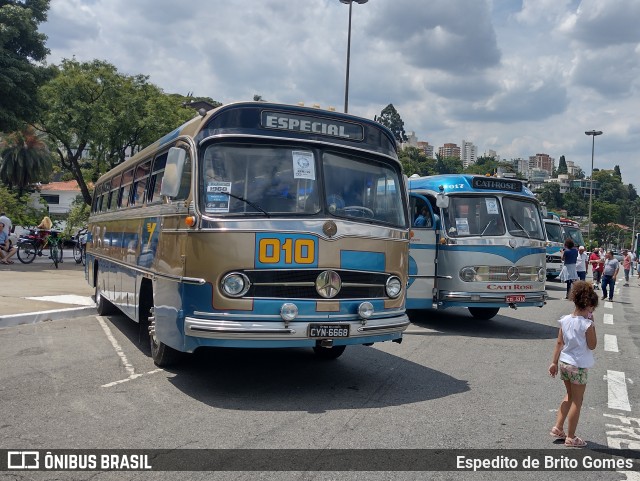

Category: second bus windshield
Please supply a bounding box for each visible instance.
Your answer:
[201,143,406,227]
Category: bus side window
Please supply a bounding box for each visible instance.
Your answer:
[119,169,134,208]
[148,153,167,204]
[132,160,151,206]
[175,153,191,200]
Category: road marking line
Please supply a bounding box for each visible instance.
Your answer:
[604,334,619,352]
[604,301,613,309]
[604,313,614,325]
[607,370,631,411]
[96,315,135,377]
[95,315,163,388]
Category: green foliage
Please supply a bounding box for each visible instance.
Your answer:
[537,182,562,209]
[63,196,90,236]
[375,104,408,143]
[563,188,587,217]
[397,146,435,176]
[0,0,53,131]
[37,58,212,205]
[557,155,568,175]
[0,125,52,195]
[434,154,463,175]
[0,183,46,226]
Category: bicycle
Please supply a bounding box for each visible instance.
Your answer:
[16,229,64,268]
[72,228,87,265]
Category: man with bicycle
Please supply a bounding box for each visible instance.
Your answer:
[0,222,17,264]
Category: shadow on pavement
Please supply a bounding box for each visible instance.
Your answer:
[407,308,558,340]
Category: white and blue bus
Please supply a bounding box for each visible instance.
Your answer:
[407,175,547,320]
[86,102,411,365]
[543,214,564,280]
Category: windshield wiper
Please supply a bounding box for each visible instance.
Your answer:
[510,216,530,238]
[223,192,270,217]
[480,219,495,236]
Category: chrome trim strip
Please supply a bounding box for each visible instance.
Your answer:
[357,320,410,332]
[90,252,206,285]
[190,326,296,335]
[191,309,406,320]
[440,291,547,301]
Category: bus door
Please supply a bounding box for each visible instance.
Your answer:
[407,193,439,309]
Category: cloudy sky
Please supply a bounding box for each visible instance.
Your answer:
[40,0,640,188]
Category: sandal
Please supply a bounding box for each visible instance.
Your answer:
[6,259,13,264]
[0,260,7,265]
[550,426,566,439]
[565,436,587,447]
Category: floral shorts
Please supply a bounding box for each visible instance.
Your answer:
[559,361,588,385]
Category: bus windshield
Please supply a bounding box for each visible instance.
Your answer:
[503,197,545,240]
[563,226,585,247]
[443,196,506,237]
[544,221,564,243]
[201,143,406,227]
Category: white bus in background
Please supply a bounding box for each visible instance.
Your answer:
[543,216,564,280]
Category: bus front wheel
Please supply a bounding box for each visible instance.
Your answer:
[468,307,500,320]
[313,345,346,360]
[146,304,182,368]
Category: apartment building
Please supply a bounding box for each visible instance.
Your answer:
[460,140,477,168]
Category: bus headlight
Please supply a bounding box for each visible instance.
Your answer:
[460,267,477,282]
[386,276,402,298]
[537,267,546,282]
[358,301,374,319]
[221,272,250,297]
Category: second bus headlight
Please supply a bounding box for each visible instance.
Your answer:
[221,272,250,297]
[386,276,402,298]
[460,267,477,282]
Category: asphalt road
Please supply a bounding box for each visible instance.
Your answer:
[1,277,638,481]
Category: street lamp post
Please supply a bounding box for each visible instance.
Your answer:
[585,130,603,248]
[340,0,368,114]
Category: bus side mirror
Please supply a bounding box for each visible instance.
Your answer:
[160,147,187,198]
[436,193,449,209]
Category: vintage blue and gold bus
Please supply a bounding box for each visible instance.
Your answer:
[407,174,547,320]
[86,102,410,365]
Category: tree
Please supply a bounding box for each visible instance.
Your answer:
[0,0,53,131]
[0,183,45,226]
[0,125,52,195]
[557,155,567,175]
[36,58,198,204]
[398,146,435,177]
[563,188,587,217]
[613,165,622,180]
[375,104,408,143]
[537,182,562,209]
[434,153,463,175]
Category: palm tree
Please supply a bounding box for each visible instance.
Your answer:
[0,126,52,196]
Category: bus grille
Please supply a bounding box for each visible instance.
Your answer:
[473,266,541,282]
[242,269,389,299]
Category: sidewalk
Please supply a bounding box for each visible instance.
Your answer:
[0,258,96,328]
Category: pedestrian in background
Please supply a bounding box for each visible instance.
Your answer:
[548,280,598,448]
[576,246,588,281]
[0,222,17,264]
[560,238,579,299]
[589,248,603,290]
[622,249,631,286]
[0,212,11,235]
[601,250,620,301]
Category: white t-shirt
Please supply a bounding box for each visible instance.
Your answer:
[558,314,594,368]
[576,252,588,272]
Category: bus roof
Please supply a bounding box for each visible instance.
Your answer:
[408,174,536,199]
[95,101,399,187]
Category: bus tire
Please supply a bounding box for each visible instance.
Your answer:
[312,345,346,360]
[145,294,182,368]
[468,307,500,320]
[95,268,115,316]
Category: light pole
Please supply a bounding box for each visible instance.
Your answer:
[585,130,603,248]
[340,0,368,114]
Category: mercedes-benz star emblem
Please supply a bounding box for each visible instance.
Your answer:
[507,266,520,281]
[316,270,342,298]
